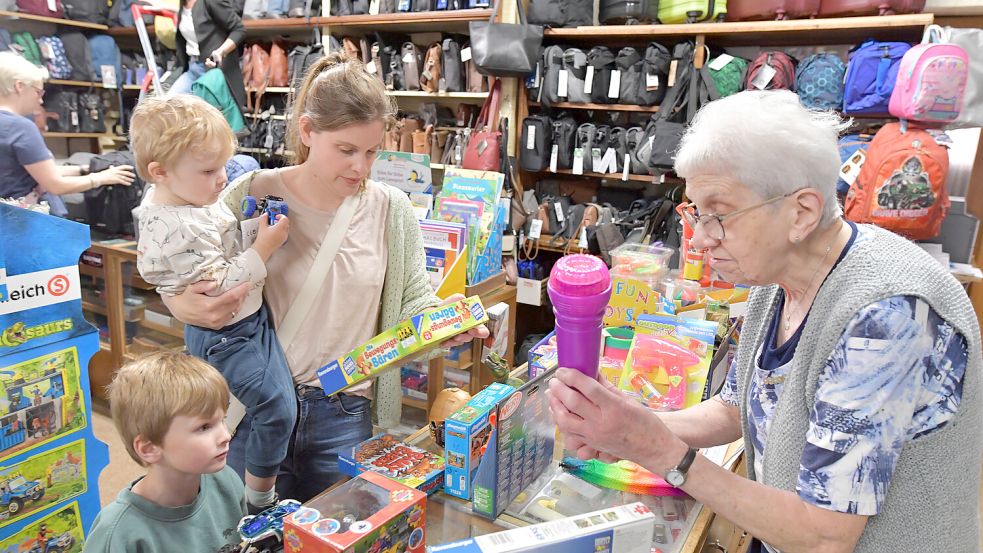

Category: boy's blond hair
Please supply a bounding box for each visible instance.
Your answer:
[107,352,230,466]
[0,52,47,97]
[129,95,237,183]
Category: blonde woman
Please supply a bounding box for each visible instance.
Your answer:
[0,52,134,203]
[161,52,488,501]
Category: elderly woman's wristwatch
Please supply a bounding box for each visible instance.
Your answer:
[665,447,698,487]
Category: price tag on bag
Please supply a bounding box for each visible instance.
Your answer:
[584,65,595,94]
[47,0,56,12]
[579,227,588,249]
[549,145,559,172]
[40,41,54,59]
[623,153,630,181]
[366,60,377,74]
[70,110,79,127]
[608,69,621,99]
[668,59,679,87]
[461,47,472,62]
[526,125,536,149]
[708,53,734,71]
[554,202,565,222]
[591,147,602,171]
[573,147,584,175]
[750,64,777,90]
[403,52,415,63]
[558,69,569,98]
[646,73,660,91]
[476,139,488,155]
[369,0,380,14]
[839,149,866,188]
[529,219,543,240]
[101,65,117,89]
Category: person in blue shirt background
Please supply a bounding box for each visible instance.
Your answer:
[0,52,134,206]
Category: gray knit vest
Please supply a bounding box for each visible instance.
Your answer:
[735,225,983,552]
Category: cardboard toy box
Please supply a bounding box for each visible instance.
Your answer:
[443,382,515,500]
[284,471,427,553]
[527,331,557,380]
[318,296,488,396]
[339,434,445,496]
[429,502,656,553]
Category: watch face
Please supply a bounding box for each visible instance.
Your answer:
[666,469,685,487]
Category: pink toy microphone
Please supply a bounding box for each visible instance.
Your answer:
[547,255,612,379]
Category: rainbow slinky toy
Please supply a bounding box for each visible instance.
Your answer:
[560,457,688,497]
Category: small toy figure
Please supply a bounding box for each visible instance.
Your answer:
[237,499,302,545]
[242,195,289,226]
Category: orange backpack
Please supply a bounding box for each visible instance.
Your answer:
[844,122,950,240]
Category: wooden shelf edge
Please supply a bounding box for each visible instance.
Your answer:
[0,9,108,29]
[320,8,492,27]
[43,132,113,138]
[139,318,185,339]
[48,79,105,87]
[401,395,428,411]
[529,101,659,113]
[538,168,663,184]
[543,13,933,38]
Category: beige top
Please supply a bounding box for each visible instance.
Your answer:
[251,170,389,395]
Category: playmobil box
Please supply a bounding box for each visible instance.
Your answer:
[339,434,445,495]
[318,296,488,396]
[471,367,557,519]
[428,502,656,553]
[284,471,427,553]
[443,382,515,500]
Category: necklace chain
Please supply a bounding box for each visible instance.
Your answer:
[785,243,833,332]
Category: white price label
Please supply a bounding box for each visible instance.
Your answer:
[47,0,56,12]
[584,65,594,94]
[573,147,584,175]
[708,53,734,71]
[646,73,660,91]
[101,65,117,88]
[554,202,565,222]
[460,47,472,62]
[668,59,679,87]
[369,0,380,14]
[558,69,569,98]
[623,153,630,181]
[579,227,588,249]
[549,144,558,172]
[750,64,777,90]
[70,110,78,127]
[529,218,543,240]
[403,52,415,63]
[241,217,260,249]
[366,60,377,74]
[608,69,621,99]
[839,149,866,188]
[591,147,602,170]
[526,125,536,149]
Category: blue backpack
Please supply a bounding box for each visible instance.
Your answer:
[87,34,122,88]
[835,133,873,196]
[0,29,12,53]
[843,40,910,115]
[796,53,846,111]
[37,36,73,80]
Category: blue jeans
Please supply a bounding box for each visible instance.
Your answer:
[227,386,372,502]
[184,304,296,478]
[168,59,206,96]
[266,0,288,15]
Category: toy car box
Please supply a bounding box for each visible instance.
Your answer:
[318,296,488,396]
[443,382,515,500]
[339,434,445,496]
[428,502,656,553]
[284,471,427,553]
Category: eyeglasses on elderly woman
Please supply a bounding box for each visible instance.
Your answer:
[679,190,799,242]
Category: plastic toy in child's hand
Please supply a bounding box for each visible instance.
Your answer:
[559,457,687,497]
[242,195,289,226]
[237,499,302,544]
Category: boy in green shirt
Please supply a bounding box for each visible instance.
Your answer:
[86,352,247,552]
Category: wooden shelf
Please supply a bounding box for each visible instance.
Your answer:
[0,9,108,29]
[43,132,111,138]
[82,300,107,316]
[401,395,428,411]
[543,14,933,46]
[389,90,488,99]
[139,318,184,339]
[529,101,659,113]
[48,79,105,88]
[321,9,493,33]
[431,163,455,171]
[79,263,104,279]
[538,168,664,184]
[525,236,589,256]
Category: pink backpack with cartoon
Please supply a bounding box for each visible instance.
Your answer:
[889,25,969,124]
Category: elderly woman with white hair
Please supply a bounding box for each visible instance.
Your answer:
[0,52,134,204]
[548,90,981,553]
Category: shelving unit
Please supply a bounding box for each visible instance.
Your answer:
[0,9,109,29]
[48,79,111,88]
[529,101,659,113]
[43,132,112,138]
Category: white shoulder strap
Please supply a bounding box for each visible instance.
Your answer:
[276,193,359,349]
[225,192,358,435]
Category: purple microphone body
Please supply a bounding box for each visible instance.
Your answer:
[547,255,612,379]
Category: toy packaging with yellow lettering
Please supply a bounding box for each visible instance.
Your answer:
[317,296,489,396]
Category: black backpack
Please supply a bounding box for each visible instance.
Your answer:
[86,151,146,236]
[44,91,80,133]
[528,0,592,27]
[288,43,325,89]
[441,37,464,92]
[536,45,564,107]
[575,123,597,173]
[615,47,644,105]
[560,48,589,104]
[586,46,616,105]
[550,112,577,169]
[78,92,105,133]
[63,0,109,24]
[60,31,94,82]
[520,115,552,171]
[639,42,672,106]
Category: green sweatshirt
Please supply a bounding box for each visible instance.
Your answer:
[84,466,246,552]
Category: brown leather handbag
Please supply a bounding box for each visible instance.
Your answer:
[244,43,271,111]
[464,42,490,93]
[431,129,450,160]
[342,37,361,61]
[412,125,433,154]
[421,42,442,93]
[384,120,402,151]
[461,78,502,171]
[269,41,289,88]
[399,118,422,152]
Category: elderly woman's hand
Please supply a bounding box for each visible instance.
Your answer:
[436,293,490,348]
[161,280,251,330]
[548,368,679,467]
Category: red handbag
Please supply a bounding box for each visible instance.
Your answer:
[462,78,502,171]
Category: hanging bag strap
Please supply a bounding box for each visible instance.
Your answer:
[473,77,502,132]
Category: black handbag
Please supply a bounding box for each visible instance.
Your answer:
[468,0,543,78]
